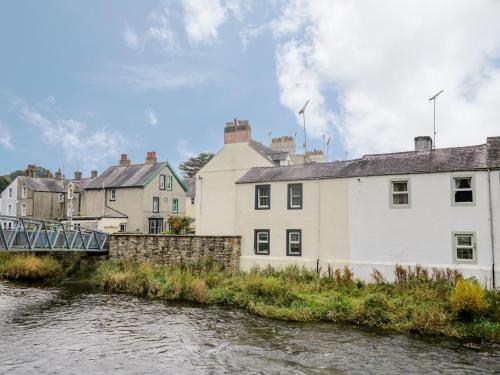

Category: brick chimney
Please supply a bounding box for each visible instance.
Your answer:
[119,154,130,167]
[271,136,296,157]
[414,136,433,152]
[145,151,157,165]
[91,170,98,179]
[55,168,62,181]
[25,164,36,178]
[224,118,251,144]
[74,171,82,180]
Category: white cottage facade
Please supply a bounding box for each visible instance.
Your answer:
[196,122,500,288]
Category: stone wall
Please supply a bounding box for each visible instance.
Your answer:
[109,234,241,271]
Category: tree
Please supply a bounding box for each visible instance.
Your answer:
[179,152,214,177]
[0,176,10,194]
[165,216,193,234]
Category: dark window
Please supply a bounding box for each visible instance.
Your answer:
[159,174,166,190]
[255,184,271,209]
[191,197,195,205]
[453,177,473,203]
[286,229,302,256]
[149,218,163,234]
[254,229,270,255]
[110,189,116,201]
[153,197,160,213]
[287,183,303,209]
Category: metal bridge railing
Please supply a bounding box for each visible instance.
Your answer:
[0,215,109,253]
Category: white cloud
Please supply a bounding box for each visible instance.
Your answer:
[177,139,195,160]
[0,121,14,150]
[273,0,500,156]
[145,108,158,126]
[182,0,226,44]
[148,8,177,49]
[99,63,208,91]
[20,106,125,171]
[123,23,139,49]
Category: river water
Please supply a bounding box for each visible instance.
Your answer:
[0,282,498,374]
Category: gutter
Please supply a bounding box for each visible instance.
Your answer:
[487,169,496,289]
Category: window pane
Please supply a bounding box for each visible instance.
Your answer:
[259,197,269,207]
[455,178,471,189]
[289,243,301,253]
[290,232,300,242]
[455,191,473,202]
[291,196,301,206]
[392,182,407,192]
[393,193,408,205]
[456,235,472,246]
[457,247,473,260]
[291,186,301,195]
[258,232,268,242]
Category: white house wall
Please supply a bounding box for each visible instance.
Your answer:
[196,142,274,235]
[0,178,18,216]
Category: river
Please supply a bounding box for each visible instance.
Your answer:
[0,281,498,374]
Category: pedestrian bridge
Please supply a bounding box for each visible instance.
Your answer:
[0,215,108,253]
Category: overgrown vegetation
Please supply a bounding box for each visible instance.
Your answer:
[91,259,500,342]
[0,253,62,280]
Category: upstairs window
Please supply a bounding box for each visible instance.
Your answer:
[21,203,26,217]
[255,184,271,210]
[167,176,173,191]
[190,197,195,205]
[8,188,12,198]
[58,193,64,203]
[68,187,74,200]
[172,198,179,214]
[21,186,27,198]
[287,183,303,209]
[452,176,474,205]
[453,232,476,264]
[390,179,410,208]
[153,197,160,213]
[254,229,270,255]
[7,204,12,216]
[110,189,116,201]
[286,229,302,256]
[159,174,166,190]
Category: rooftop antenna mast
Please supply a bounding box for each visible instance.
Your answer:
[429,89,444,149]
[298,100,310,160]
[268,131,272,146]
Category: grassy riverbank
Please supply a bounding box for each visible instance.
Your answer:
[0,253,498,342]
[91,259,500,342]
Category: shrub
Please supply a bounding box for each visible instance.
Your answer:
[450,279,487,319]
[0,253,61,280]
[326,294,355,321]
[358,294,391,326]
[410,304,449,334]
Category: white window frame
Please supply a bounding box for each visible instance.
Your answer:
[166,176,173,191]
[286,229,302,256]
[119,223,127,233]
[254,229,270,255]
[255,184,270,209]
[288,183,303,209]
[67,187,74,200]
[110,189,116,201]
[153,197,159,213]
[172,198,179,214]
[389,178,411,208]
[451,175,475,206]
[452,232,477,264]
[20,203,26,217]
[58,193,65,203]
[21,186,27,199]
[159,174,166,190]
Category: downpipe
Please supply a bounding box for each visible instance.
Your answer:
[487,169,496,289]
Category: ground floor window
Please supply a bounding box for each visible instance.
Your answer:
[254,229,270,255]
[119,223,127,233]
[453,232,476,263]
[149,218,163,234]
[286,229,302,256]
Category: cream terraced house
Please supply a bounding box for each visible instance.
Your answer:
[77,152,188,234]
[196,122,500,288]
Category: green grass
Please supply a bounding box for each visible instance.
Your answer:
[0,252,62,280]
[91,259,500,342]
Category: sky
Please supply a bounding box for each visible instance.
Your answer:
[1,0,500,177]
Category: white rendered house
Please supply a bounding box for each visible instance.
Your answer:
[197,122,500,288]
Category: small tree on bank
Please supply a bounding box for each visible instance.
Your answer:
[179,152,214,177]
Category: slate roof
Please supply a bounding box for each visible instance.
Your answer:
[238,138,500,184]
[84,162,188,191]
[184,177,196,198]
[23,177,66,193]
[250,140,290,165]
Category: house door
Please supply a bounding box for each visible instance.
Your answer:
[149,218,163,234]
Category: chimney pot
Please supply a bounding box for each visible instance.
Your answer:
[145,151,157,165]
[119,153,131,167]
[55,169,62,181]
[91,170,98,179]
[74,171,82,180]
[414,136,433,152]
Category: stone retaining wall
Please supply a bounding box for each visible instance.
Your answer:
[109,234,241,271]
